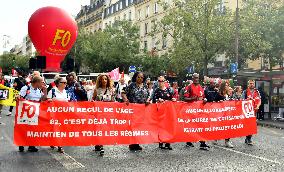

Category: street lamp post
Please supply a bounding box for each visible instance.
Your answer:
[234,0,240,86]
[235,0,239,69]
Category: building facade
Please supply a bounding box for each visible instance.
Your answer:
[10,35,36,57]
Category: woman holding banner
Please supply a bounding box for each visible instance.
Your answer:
[152,76,175,150]
[47,77,69,153]
[213,81,234,148]
[92,74,115,156]
[122,71,150,151]
[18,76,47,152]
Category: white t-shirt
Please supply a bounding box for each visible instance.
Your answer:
[20,85,42,101]
[116,83,127,99]
[47,87,69,102]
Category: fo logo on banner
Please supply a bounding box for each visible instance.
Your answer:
[17,101,40,125]
[242,100,254,118]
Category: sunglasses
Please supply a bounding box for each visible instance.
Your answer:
[158,80,165,82]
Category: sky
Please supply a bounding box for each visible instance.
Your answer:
[0,0,89,54]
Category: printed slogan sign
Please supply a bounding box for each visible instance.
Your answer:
[0,85,18,106]
[14,100,257,146]
[0,89,9,100]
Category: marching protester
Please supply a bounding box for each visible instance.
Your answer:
[233,86,243,100]
[213,81,234,148]
[152,76,175,150]
[47,74,60,93]
[227,86,234,100]
[0,73,8,123]
[179,80,192,101]
[147,81,154,100]
[115,77,127,102]
[122,71,150,151]
[47,77,69,153]
[172,82,179,100]
[242,80,261,145]
[257,86,266,120]
[0,73,5,117]
[93,74,115,156]
[66,72,88,101]
[204,79,219,102]
[183,73,210,151]
[85,80,95,101]
[18,76,47,152]
[7,69,26,116]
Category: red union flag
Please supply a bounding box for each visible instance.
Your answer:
[14,100,257,146]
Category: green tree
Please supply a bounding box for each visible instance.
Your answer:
[67,20,141,73]
[0,54,29,74]
[160,0,234,76]
[102,20,140,71]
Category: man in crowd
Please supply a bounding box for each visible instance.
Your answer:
[19,76,47,152]
[184,73,210,151]
[242,80,261,145]
[204,79,219,102]
[66,72,87,101]
[116,77,127,102]
[7,69,26,116]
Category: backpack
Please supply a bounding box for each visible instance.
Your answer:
[23,85,42,99]
[23,85,31,99]
[51,88,56,99]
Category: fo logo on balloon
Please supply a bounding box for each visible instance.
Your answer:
[17,101,40,125]
[52,29,72,48]
[242,100,255,118]
[28,6,78,72]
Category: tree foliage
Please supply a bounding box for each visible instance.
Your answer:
[0,54,30,74]
[160,0,234,75]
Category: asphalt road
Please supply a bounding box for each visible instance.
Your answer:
[0,107,284,172]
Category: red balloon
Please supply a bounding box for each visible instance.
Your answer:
[28,6,78,72]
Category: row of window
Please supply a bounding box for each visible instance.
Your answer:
[143,36,167,51]
[137,2,158,20]
[105,0,134,16]
[105,1,159,19]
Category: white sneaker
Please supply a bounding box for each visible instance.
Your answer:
[225,141,234,148]
[6,112,12,116]
[212,140,218,145]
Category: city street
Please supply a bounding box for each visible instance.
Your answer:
[1,107,284,172]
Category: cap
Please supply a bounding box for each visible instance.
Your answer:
[192,73,199,78]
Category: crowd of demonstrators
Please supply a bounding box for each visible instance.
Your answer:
[0,67,264,153]
[92,74,115,156]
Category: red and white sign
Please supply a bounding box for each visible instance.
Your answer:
[14,100,257,146]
